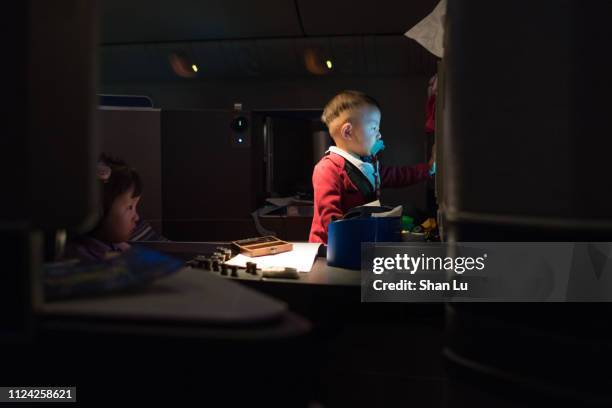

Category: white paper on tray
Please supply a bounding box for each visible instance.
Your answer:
[371,205,403,218]
[363,200,381,207]
[225,242,321,273]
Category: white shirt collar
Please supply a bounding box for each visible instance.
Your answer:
[327,146,378,189]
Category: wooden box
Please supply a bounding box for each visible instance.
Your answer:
[232,236,293,257]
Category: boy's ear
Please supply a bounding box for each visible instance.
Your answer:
[340,122,353,140]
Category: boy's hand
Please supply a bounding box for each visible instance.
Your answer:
[428,143,436,169]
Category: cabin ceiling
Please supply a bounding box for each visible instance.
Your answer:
[100,0,439,81]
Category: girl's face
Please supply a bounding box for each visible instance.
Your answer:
[99,188,140,243]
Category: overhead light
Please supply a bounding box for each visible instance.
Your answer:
[326,60,333,69]
[191,64,198,72]
[168,53,197,78]
[304,48,327,75]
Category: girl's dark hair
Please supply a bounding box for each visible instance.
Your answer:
[98,153,142,217]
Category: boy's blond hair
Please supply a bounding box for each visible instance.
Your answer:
[321,90,380,129]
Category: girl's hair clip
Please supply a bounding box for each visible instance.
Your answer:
[96,162,112,183]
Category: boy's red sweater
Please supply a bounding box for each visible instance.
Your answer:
[308,153,430,244]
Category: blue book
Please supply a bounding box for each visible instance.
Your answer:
[44,246,183,301]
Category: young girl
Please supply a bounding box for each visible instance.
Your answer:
[64,154,142,262]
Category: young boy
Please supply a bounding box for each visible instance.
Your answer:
[309,90,434,244]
